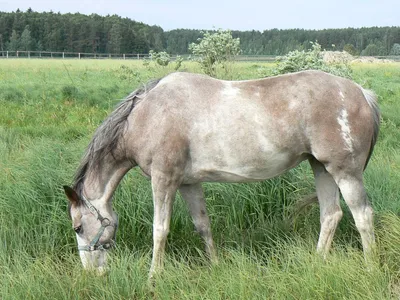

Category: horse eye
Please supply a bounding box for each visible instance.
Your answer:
[74,225,82,234]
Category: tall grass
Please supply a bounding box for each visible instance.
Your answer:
[1,59,400,299]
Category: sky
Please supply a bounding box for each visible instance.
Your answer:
[0,0,399,31]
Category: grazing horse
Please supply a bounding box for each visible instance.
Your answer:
[63,70,380,277]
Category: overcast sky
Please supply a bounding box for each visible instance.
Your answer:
[1,0,399,31]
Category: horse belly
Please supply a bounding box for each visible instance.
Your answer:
[186,142,306,183]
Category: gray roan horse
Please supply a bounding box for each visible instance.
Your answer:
[63,70,380,277]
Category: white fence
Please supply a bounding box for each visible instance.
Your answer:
[0,50,399,62]
[0,50,278,61]
[0,50,152,60]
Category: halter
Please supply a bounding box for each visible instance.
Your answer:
[78,195,116,252]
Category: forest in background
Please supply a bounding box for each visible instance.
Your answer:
[1,9,400,56]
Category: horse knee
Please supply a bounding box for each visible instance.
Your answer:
[321,205,343,226]
[153,225,170,244]
[193,221,211,238]
[354,205,374,233]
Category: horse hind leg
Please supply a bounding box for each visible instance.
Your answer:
[179,183,217,263]
[309,158,343,257]
[319,155,375,259]
[335,174,375,257]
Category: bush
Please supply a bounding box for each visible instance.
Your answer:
[149,50,170,67]
[189,29,241,77]
[144,50,183,71]
[271,42,353,79]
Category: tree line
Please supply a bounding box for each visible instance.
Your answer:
[1,9,400,56]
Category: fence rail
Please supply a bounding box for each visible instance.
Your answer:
[0,50,154,60]
[0,50,399,62]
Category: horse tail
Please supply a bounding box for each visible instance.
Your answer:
[360,87,380,170]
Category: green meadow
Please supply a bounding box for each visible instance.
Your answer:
[1,59,400,299]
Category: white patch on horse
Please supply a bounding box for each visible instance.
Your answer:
[339,90,345,101]
[337,109,353,152]
[221,82,240,98]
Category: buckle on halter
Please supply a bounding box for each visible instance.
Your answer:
[101,218,111,227]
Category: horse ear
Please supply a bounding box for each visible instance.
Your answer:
[63,186,80,206]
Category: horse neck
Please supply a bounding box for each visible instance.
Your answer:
[80,157,132,205]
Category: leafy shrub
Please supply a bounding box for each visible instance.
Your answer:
[272,42,353,79]
[173,55,184,71]
[189,29,241,77]
[144,50,183,71]
[149,50,170,66]
[115,65,141,82]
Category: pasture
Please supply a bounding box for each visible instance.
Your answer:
[1,59,400,299]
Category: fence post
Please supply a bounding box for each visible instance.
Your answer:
[123,54,125,60]
[28,51,30,59]
[6,51,8,58]
[63,52,65,59]
[78,53,80,59]
[17,51,19,57]
[137,54,139,60]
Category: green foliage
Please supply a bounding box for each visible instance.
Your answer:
[173,55,184,71]
[361,43,386,56]
[7,30,19,51]
[19,25,32,51]
[189,29,241,77]
[149,49,170,66]
[343,43,359,56]
[1,9,400,56]
[0,10,161,53]
[107,23,122,54]
[115,64,142,82]
[145,50,183,71]
[390,43,400,55]
[272,42,353,78]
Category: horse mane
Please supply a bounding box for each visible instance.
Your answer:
[72,78,162,191]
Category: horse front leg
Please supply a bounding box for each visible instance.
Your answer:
[148,171,179,280]
[179,183,218,263]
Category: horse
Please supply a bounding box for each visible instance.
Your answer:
[63,70,380,277]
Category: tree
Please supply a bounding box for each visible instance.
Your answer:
[107,23,122,53]
[343,43,359,56]
[0,34,4,51]
[19,25,32,50]
[390,43,400,55]
[7,29,19,51]
[189,29,241,77]
[36,40,43,52]
[361,43,385,56]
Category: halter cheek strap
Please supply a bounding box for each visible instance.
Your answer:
[78,196,116,252]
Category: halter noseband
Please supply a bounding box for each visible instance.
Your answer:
[78,195,116,252]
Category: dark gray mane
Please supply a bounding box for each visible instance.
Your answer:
[72,78,161,191]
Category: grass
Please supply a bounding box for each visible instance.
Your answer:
[1,59,400,299]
